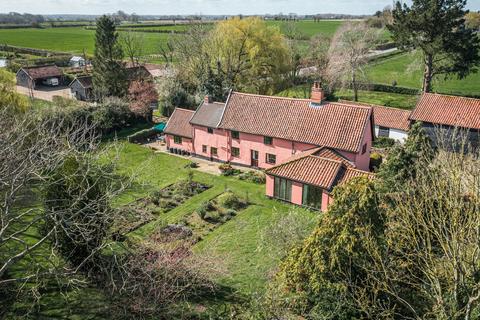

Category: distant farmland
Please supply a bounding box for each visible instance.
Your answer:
[0,27,171,57]
[0,20,349,57]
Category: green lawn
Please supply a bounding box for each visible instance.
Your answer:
[277,84,419,110]
[7,141,317,317]
[367,51,480,96]
[117,143,317,293]
[0,27,171,57]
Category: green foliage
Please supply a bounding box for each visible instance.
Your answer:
[389,0,480,92]
[0,69,28,112]
[219,163,241,176]
[127,128,157,143]
[238,170,266,184]
[43,155,113,267]
[92,15,128,100]
[217,191,246,210]
[373,136,396,148]
[93,97,135,132]
[377,122,434,193]
[369,152,383,171]
[275,177,382,318]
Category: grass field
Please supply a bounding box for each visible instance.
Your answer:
[367,51,480,96]
[277,84,419,110]
[8,139,317,318]
[0,27,171,56]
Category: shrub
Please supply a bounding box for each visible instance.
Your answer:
[217,192,246,210]
[238,171,266,184]
[370,152,383,171]
[127,128,158,143]
[185,162,199,169]
[196,201,215,220]
[219,163,240,176]
[373,136,396,148]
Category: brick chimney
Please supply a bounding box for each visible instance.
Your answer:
[204,95,213,104]
[310,81,325,104]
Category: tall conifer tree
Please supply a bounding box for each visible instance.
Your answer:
[389,0,480,93]
[93,15,127,101]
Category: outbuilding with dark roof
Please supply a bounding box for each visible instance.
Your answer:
[69,76,93,101]
[16,65,64,89]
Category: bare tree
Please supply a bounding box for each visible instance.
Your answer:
[120,31,145,67]
[327,22,381,101]
[0,107,127,299]
[360,130,480,320]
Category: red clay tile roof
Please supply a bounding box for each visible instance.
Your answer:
[164,108,194,139]
[372,105,411,131]
[266,147,371,191]
[411,93,480,130]
[21,65,63,79]
[219,92,372,153]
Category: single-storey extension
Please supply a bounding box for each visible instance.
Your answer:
[16,65,64,89]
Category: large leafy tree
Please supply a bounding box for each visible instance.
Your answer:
[206,18,290,95]
[376,122,434,194]
[92,15,128,101]
[389,0,480,92]
[274,177,383,318]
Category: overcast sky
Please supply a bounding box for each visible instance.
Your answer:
[0,0,478,16]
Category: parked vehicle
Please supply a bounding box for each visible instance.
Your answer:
[42,77,59,86]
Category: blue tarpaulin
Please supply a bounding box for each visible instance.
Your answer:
[153,122,166,132]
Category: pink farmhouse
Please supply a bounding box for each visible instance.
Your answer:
[164,83,374,211]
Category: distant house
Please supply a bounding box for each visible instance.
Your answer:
[410,93,480,148]
[127,65,154,82]
[164,83,374,211]
[69,56,86,68]
[372,105,411,142]
[16,65,64,89]
[69,76,93,101]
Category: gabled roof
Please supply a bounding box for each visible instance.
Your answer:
[218,92,372,153]
[70,76,92,89]
[20,65,63,80]
[372,105,411,131]
[266,147,372,191]
[190,101,225,128]
[164,108,195,139]
[411,93,480,130]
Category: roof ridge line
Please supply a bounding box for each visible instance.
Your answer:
[232,91,312,102]
[424,92,480,101]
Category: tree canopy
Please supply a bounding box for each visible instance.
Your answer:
[389,0,480,92]
[92,15,128,101]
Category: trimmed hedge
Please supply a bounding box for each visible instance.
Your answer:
[127,128,158,143]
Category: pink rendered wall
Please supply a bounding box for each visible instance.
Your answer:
[337,119,373,172]
[192,125,229,161]
[321,191,334,212]
[265,175,274,197]
[354,118,373,172]
[165,134,194,153]
[229,131,316,169]
[291,181,303,206]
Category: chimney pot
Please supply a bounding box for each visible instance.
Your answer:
[204,95,213,104]
[310,81,325,104]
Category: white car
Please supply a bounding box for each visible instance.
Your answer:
[42,77,59,87]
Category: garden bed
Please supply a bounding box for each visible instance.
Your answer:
[113,178,210,238]
[149,191,250,245]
